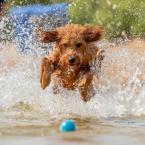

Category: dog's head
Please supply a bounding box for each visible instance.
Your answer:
[38,24,104,70]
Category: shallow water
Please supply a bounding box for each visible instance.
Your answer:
[1,113,145,145]
[1,40,145,145]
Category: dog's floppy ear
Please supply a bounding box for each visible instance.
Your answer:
[37,29,59,43]
[83,25,104,42]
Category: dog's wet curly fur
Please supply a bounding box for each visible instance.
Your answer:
[38,24,104,102]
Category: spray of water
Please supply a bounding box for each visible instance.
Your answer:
[1,39,145,119]
[1,7,145,120]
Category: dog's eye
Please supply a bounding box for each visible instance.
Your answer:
[61,43,68,48]
[76,42,82,48]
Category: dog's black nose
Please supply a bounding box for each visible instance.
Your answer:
[68,56,76,64]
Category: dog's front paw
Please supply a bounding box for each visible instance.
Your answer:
[79,85,95,102]
[40,57,54,89]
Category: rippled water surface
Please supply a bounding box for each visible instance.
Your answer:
[1,39,145,145]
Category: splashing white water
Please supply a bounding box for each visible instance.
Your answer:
[1,8,145,118]
[1,40,145,119]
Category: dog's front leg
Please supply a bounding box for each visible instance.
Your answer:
[40,57,54,89]
[78,72,95,102]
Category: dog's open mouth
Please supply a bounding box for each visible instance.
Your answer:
[69,62,80,67]
[69,63,75,66]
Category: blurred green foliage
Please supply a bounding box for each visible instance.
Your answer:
[69,0,145,39]
[7,0,68,7]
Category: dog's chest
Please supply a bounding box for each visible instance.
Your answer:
[54,68,80,89]
[53,65,91,89]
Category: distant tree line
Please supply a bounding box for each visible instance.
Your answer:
[69,0,145,39]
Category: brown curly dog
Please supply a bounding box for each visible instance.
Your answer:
[38,24,104,102]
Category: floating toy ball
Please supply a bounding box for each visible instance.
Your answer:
[59,119,76,132]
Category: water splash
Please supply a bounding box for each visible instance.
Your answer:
[1,40,145,119]
[1,4,145,119]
